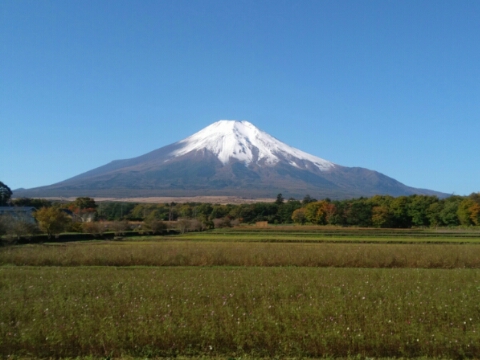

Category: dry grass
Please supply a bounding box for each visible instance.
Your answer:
[40,196,275,204]
[1,241,480,268]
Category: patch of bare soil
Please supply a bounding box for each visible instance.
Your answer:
[42,196,275,204]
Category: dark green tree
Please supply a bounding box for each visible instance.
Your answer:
[210,205,228,219]
[328,201,348,226]
[98,202,137,221]
[0,181,12,205]
[252,203,279,223]
[178,204,194,219]
[390,196,412,228]
[440,196,463,226]
[408,195,438,227]
[344,198,372,227]
[143,213,167,234]
[73,197,97,210]
[277,199,301,223]
[302,194,317,205]
[11,197,52,209]
[195,203,213,219]
[275,193,284,205]
[426,202,444,227]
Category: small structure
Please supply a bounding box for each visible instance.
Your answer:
[255,221,268,228]
[0,206,36,224]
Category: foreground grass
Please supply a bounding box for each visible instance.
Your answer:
[1,266,479,358]
[2,241,480,268]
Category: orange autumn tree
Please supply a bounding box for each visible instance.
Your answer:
[304,200,336,225]
[68,197,98,222]
[470,203,480,225]
[469,193,480,226]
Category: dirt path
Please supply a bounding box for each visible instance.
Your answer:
[42,196,275,204]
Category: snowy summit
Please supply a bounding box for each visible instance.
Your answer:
[171,120,335,171]
[14,119,448,199]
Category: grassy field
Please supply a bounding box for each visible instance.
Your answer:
[1,227,480,359]
[177,226,480,243]
[1,267,479,358]
[2,241,480,268]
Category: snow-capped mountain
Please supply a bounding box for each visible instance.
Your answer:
[14,120,447,199]
[171,120,334,171]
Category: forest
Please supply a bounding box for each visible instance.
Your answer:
[4,192,479,236]
[87,193,480,228]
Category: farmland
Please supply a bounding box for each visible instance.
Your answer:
[1,227,480,359]
[2,241,480,268]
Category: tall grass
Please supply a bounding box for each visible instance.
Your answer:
[179,228,480,243]
[2,241,480,268]
[1,267,479,358]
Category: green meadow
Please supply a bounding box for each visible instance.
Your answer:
[1,228,480,359]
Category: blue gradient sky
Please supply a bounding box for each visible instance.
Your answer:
[1,0,479,196]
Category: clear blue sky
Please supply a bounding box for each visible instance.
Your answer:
[1,0,479,196]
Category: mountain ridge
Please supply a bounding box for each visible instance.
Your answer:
[14,120,448,199]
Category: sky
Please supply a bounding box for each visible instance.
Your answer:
[1,0,479,196]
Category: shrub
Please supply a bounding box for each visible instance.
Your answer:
[66,221,83,233]
[109,220,130,237]
[213,217,232,228]
[143,218,167,234]
[187,219,204,231]
[177,219,190,234]
[82,222,105,238]
[0,215,39,244]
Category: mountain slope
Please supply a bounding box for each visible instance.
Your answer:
[14,120,447,199]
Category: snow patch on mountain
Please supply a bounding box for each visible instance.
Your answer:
[170,120,335,171]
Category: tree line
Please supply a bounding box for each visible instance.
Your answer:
[9,192,480,231]
[93,193,479,228]
[1,177,480,241]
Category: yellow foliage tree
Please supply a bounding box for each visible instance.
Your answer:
[371,206,392,228]
[291,208,306,224]
[304,201,335,225]
[34,207,70,238]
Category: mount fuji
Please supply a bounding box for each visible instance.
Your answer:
[14,120,446,199]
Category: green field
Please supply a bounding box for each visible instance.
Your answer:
[1,228,480,359]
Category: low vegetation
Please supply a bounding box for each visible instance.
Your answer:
[2,185,480,358]
[2,241,480,268]
[1,266,479,358]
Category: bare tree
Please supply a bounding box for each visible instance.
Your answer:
[177,219,189,234]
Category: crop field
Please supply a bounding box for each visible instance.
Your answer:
[173,226,480,244]
[1,227,480,359]
[2,241,480,268]
[178,232,480,244]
